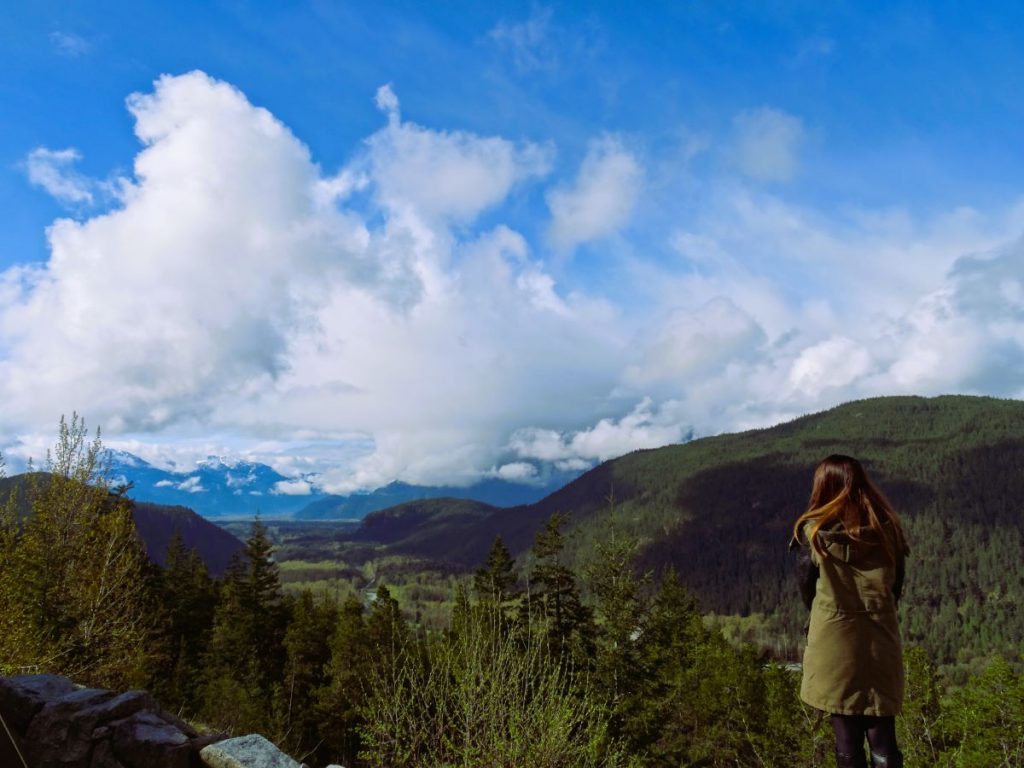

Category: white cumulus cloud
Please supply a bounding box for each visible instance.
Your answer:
[5,71,1024,494]
[876,241,1024,396]
[510,398,689,465]
[788,337,874,397]
[0,71,624,492]
[547,135,642,250]
[364,86,552,223]
[625,297,767,388]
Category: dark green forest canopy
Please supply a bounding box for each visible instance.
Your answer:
[342,395,1024,674]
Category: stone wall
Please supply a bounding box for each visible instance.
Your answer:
[0,675,312,768]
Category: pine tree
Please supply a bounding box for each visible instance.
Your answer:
[277,589,338,760]
[318,593,371,763]
[365,583,409,658]
[585,527,648,735]
[241,518,287,694]
[624,569,704,762]
[473,535,517,605]
[200,519,286,733]
[152,531,217,710]
[522,513,593,659]
[200,554,262,732]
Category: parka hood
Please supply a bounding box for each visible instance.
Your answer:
[806,519,905,564]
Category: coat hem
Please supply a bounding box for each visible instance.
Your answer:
[800,694,901,717]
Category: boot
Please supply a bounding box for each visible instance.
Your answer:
[835,750,868,768]
[869,750,903,768]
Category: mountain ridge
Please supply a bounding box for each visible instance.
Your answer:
[102,451,579,520]
[333,394,1024,671]
[0,473,244,577]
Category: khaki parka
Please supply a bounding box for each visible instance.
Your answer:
[796,522,907,716]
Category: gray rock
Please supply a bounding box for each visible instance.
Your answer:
[199,733,300,768]
[0,674,77,734]
[74,690,156,745]
[81,691,155,727]
[90,739,127,768]
[112,711,191,768]
[154,707,199,738]
[26,688,116,767]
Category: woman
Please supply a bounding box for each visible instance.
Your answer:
[791,455,909,768]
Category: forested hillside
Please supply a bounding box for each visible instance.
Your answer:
[343,395,1024,678]
[0,474,244,577]
[293,477,571,519]
[3,408,1023,767]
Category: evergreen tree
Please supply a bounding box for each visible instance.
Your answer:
[473,535,517,605]
[585,527,648,731]
[365,583,409,659]
[241,518,287,693]
[151,531,217,711]
[469,537,519,646]
[318,593,371,764]
[200,554,262,732]
[277,589,338,761]
[200,519,286,733]
[625,569,703,763]
[522,513,593,659]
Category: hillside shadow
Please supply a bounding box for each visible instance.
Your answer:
[801,437,903,449]
[932,438,1024,526]
[636,457,933,615]
[477,460,626,560]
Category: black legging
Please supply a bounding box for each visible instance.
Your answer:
[831,714,900,759]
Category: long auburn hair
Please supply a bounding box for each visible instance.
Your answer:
[791,454,907,563]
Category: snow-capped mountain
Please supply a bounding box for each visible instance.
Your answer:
[104,450,582,520]
[104,450,324,518]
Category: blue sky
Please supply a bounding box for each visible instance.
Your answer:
[2,2,1024,492]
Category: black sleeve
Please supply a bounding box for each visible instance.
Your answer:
[794,545,819,611]
[893,551,905,605]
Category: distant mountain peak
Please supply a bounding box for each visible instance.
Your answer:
[103,449,582,520]
[196,455,238,470]
[101,449,152,468]
[104,450,310,518]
